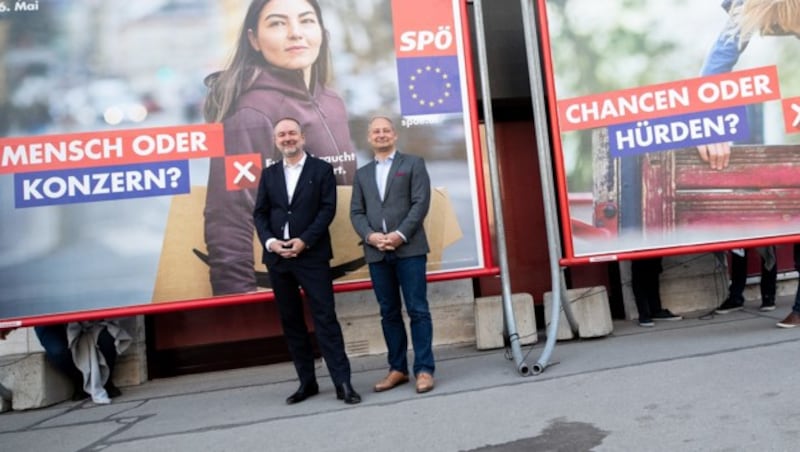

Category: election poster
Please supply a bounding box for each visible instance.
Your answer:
[0,0,489,322]
[537,0,800,262]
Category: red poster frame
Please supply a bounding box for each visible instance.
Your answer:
[0,0,498,328]
[534,0,800,267]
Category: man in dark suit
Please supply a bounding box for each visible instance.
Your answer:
[253,117,360,405]
[350,116,435,394]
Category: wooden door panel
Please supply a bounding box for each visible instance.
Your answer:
[644,145,800,232]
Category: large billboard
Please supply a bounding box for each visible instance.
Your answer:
[538,0,800,263]
[0,0,491,323]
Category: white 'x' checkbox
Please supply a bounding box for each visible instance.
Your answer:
[233,161,256,185]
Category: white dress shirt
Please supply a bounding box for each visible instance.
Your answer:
[375,152,394,233]
[375,151,395,202]
[266,153,306,251]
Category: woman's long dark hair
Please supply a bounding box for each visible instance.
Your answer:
[203,0,331,122]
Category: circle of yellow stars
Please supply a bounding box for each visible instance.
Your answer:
[408,65,452,108]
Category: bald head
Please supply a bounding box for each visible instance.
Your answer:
[367,116,398,155]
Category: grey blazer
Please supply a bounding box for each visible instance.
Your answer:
[350,151,431,264]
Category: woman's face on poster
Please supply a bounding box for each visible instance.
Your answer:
[248,0,323,74]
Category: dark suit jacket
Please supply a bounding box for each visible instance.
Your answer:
[253,153,336,268]
[350,150,431,264]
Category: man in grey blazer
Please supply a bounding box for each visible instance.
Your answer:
[350,116,435,394]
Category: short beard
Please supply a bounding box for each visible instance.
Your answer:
[280,146,301,158]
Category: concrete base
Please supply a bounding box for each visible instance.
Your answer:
[0,381,11,413]
[744,271,798,303]
[0,353,72,410]
[0,317,148,411]
[543,286,613,340]
[113,317,148,388]
[619,253,727,320]
[337,279,476,357]
[474,293,537,350]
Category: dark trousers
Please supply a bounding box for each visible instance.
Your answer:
[728,247,776,303]
[269,260,351,386]
[631,257,664,321]
[34,324,117,390]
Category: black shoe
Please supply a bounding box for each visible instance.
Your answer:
[638,318,654,327]
[286,381,319,405]
[70,380,90,401]
[104,382,122,399]
[652,309,683,321]
[759,298,776,312]
[715,298,744,314]
[335,382,362,405]
[71,389,90,401]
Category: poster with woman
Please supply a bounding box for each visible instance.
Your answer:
[537,0,800,263]
[0,0,489,322]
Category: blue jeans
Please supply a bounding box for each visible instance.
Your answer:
[34,325,82,388]
[369,253,434,376]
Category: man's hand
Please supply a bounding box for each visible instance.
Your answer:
[282,238,306,258]
[368,232,396,251]
[697,142,731,170]
[271,238,306,259]
[384,232,404,249]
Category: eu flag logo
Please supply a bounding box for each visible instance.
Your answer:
[396,55,462,116]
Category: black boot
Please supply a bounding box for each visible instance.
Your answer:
[335,382,362,405]
[286,381,319,405]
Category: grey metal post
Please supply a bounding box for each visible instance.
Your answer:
[518,0,579,374]
[473,0,530,376]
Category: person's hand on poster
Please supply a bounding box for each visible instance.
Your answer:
[696,141,731,170]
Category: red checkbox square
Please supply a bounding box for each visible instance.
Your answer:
[225,154,262,191]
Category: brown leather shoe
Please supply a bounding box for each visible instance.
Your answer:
[373,370,409,392]
[415,372,435,393]
[777,311,800,328]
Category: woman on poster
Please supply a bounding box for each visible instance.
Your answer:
[203,0,356,295]
[696,0,800,324]
[632,0,799,325]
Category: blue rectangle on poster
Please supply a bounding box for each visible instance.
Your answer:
[609,106,750,157]
[396,55,463,116]
[14,160,191,208]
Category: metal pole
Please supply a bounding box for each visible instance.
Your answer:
[473,0,530,376]
[518,0,579,374]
